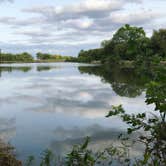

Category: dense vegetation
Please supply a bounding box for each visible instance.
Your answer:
[0,52,34,63]
[0,52,74,63]
[77,24,166,63]
[36,52,73,62]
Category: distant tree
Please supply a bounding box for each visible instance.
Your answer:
[36,52,51,60]
[0,52,34,62]
[17,52,33,62]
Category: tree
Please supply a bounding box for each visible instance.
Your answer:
[101,40,110,48]
[36,52,51,60]
[102,24,146,60]
[16,52,33,62]
[109,24,147,60]
[78,48,104,63]
[0,52,34,62]
[151,29,166,58]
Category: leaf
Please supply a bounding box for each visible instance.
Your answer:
[81,137,90,150]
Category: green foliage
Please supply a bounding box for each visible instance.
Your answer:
[40,150,54,166]
[65,56,79,62]
[36,52,72,61]
[106,105,125,117]
[101,40,110,48]
[65,137,95,166]
[103,55,121,64]
[106,66,166,165]
[151,29,166,58]
[110,24,147,60]
[0,52,34,62]
[78,48,104,63]
[36,52,52,60]
[76,25,166,64]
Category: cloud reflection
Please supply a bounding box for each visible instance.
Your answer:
[50,124,144,158]
[0,63,152,160]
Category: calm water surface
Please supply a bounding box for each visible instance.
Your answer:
[0,63,153,161]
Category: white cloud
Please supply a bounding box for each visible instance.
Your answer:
[63,18,94,29]
[110,10,164,24]
[23,0,123,20]
[0,0,165,55]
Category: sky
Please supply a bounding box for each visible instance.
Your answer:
[0,0,166,56]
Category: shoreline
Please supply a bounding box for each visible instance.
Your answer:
[0,140,21,166]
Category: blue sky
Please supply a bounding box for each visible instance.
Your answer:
[0,0,166,56]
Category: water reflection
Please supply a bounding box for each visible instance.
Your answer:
[0,63,152,98]
[50,124,144,158]
[79,65,153,97]
[0,66,31,77]
[37,66,59,72]
[50,125,126,154]
[0,63,153,160]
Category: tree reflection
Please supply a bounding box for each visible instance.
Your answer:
[0,66,31,77]
[0,65,60,76]
[37,66,52,72]
[78,64,153,98]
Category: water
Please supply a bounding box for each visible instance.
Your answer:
[0,63,153,161]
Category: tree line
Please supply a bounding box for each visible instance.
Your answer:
[36,52,72,61]
[77,24,166,63]
[0,52,34,62]
[0,52,74,63]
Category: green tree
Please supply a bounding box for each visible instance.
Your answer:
[36,52,51,60]
[109,24,147,60]
[0,52,34,62]
[101,40,110,48]
[151,29,166,58]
